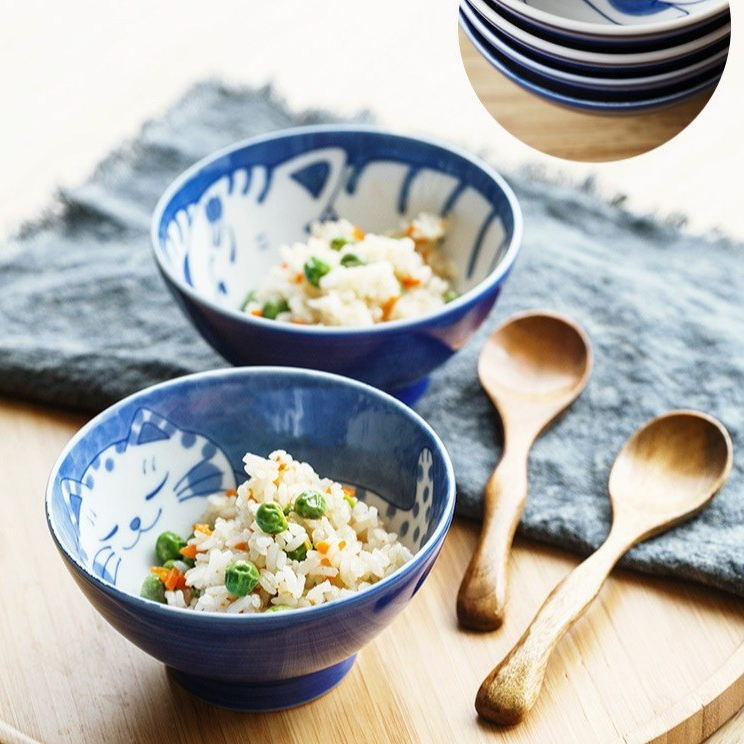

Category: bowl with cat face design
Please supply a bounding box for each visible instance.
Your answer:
[151,125,522,405]
[46,367,455,711]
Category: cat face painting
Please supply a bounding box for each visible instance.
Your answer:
[173,147,348,305]
[61,408,236,585]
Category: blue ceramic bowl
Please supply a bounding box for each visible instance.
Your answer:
[151,126,522,405]
[460,10,724,113]
[46,368,455,710]
[461,0,729,92]
[486,0,730,50]
[491,0,729,45]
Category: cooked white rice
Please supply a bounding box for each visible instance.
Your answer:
[160,450,413,613]
[241,212,456,327]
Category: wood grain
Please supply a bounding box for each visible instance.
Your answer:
[458,29,716,163]
[0,398,742,743]
[477,411,733,724]
[457,312,592,631]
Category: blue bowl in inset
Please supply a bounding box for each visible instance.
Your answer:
[460,9,725,113]
[151,126,522,405]
[45,367,455,711]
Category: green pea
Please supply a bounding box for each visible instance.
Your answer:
[225,560,260,597]
[193,587,201,599]
[340,253,365,268]
[304,257,331,287]
[285,540,310,562]
[330,237,351,251]
[294,490,327,519]
[155,531,186,564]
[343,493,357,509]
[140,574,166,603]
[267,604,292,612]
[443,289,459,304]
[262,298,290,320]
[256,502,289,534]
[240,289,257,311]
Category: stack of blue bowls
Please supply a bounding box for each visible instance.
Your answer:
[459,0,731,114]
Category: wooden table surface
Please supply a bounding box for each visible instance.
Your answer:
[1,398,742,744]
[0,7,741,742]
[459,29,716,163]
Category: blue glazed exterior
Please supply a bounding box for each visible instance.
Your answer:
[161,266,503,394]
[46,368,456,709]
[150,126,522,399]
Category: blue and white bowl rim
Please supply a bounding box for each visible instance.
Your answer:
[150,124,523,337]
[45,366,457,623]
[493,0,729,38]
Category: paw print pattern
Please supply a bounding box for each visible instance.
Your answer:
[396,448,434,552]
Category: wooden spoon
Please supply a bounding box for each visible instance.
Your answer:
[457,311,592,631]
[476,410,733,725]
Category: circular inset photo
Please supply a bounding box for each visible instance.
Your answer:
[459,0,731,162]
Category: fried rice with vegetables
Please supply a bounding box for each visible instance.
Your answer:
[240,212,458,327]
[141,450,413,613]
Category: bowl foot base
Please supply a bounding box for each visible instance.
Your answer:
[167,654,357,711]
[389,377,430,406]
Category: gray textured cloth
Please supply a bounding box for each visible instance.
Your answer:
[1,82,741,596]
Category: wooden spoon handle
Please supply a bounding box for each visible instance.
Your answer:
[475,528,633,724]
[457,439,530,631]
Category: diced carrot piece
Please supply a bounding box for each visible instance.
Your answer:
[321,557,332,567]
[234,541,247,551]
[180,543,198,560]
[293,273,304,284]
[381,296,399,322]
[164,567,182,591]
[251,309,263,317]
[193,523,212,536]
[174,574,188,590]
[150,566,169,583]
[352,226,365,241]
[225,488,238,497]
[316,540,330,554]
[338,540,346,550]
[401,276,421,289]
[342,486,356,498]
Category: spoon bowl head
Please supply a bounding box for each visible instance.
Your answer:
[478,311,592,409]
[609,411,733,528]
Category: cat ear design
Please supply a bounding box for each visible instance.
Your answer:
[60,478,89,528]
[127,408,177,447]
[275,148,346,211]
